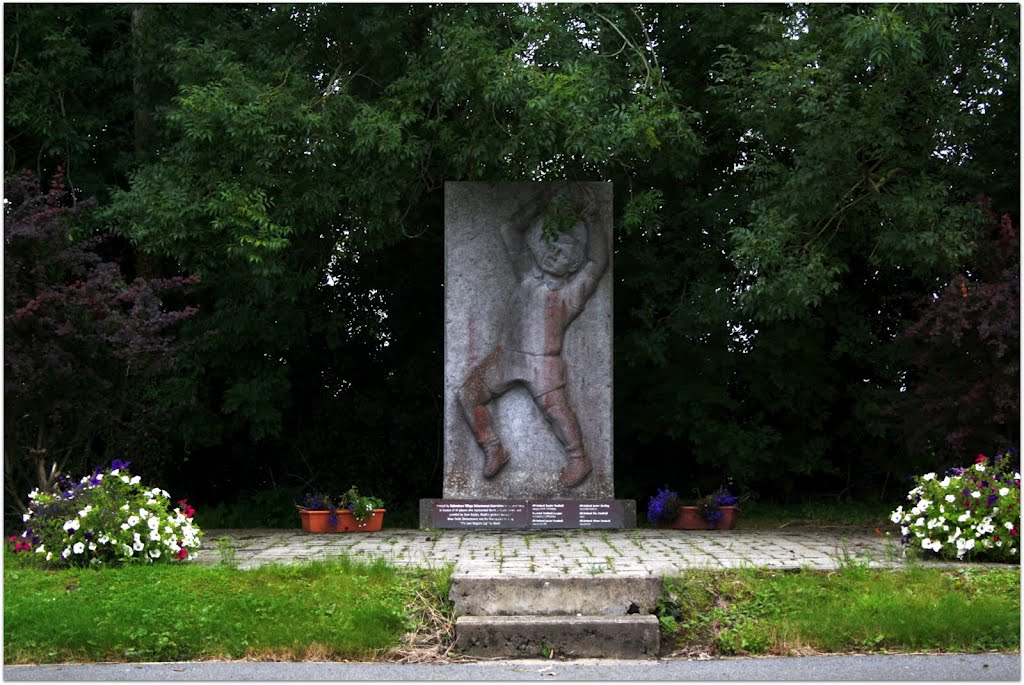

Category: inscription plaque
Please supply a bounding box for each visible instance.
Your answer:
[429,499,627,530]
[434,500,529,529]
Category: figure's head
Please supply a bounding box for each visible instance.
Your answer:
[538,233,585,277]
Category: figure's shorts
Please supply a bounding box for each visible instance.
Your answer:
[476,347,567,399]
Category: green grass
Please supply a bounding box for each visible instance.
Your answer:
[659,566,1021,656]
[4,556,455,664]
[7,552,1019,664]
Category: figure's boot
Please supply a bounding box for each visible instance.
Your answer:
[482,441,510,479]
[558,453,592,488]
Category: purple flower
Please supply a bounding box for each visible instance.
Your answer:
[647,487,681,524]
[988,494,999,506]
[110,459,131,471]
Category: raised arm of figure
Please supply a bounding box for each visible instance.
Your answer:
[500,190,548,280]
[565,187,610,307]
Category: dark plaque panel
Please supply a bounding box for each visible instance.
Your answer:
[429,499,629,529]
[433,500,529,529]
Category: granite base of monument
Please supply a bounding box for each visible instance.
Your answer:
[419,499,636,530]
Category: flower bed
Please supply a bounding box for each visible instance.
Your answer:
[891,450,1020,561]
[8,459,203,567]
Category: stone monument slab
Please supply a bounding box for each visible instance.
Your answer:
[441,181,614,501]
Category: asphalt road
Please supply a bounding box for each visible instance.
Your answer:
[4,653,1020,681]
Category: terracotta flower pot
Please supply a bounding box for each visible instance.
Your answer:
[657,506,740,530]
[299,509,386,533]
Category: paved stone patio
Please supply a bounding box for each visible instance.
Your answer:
[195,527,948,576]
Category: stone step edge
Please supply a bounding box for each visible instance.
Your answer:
[450,575,663,617]
[454,615,660,659]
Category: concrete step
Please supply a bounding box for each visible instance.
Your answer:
[450,574,662,616]
[455,615,660,659]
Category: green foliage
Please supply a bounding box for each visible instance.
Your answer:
[3,3,1018,511]
[339,486,385,521]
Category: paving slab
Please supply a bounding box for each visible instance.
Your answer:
[193,527,1005,576]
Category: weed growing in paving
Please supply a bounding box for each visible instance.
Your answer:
[215,537,238,568]
[658,567,1020,657]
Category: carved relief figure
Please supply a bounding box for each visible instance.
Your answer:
[456,187,609,488]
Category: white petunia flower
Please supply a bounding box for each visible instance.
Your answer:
[88,542,97,551]
[923,473,936,481]
[149,550,161,559]
[999,487,1010,496]
[971,491,981,499]
[150,530,161,541]
[121,476,130,483]
[1005,521,1015,530]
[61,548,71,559]
[939,476,951,488]
[22,513,31,522]
[133,541,144,551]
[945,494,956,503]
[121,523,131,531]
[72,542,85,554]
[975,463,986,472]
[63,519,80,532]
[130,475,141,485]
[35,545,46,554]
[127,515,140,527]
[147,517,160,530]
[46,552,52,561]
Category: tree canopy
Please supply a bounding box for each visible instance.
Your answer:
[4,3,1018,521]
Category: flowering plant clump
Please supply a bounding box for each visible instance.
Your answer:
[891,450,1020,562]
[298,486,384,524]
[698,487,740,528]
[647,487,683,525]
[8,459,202,567]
